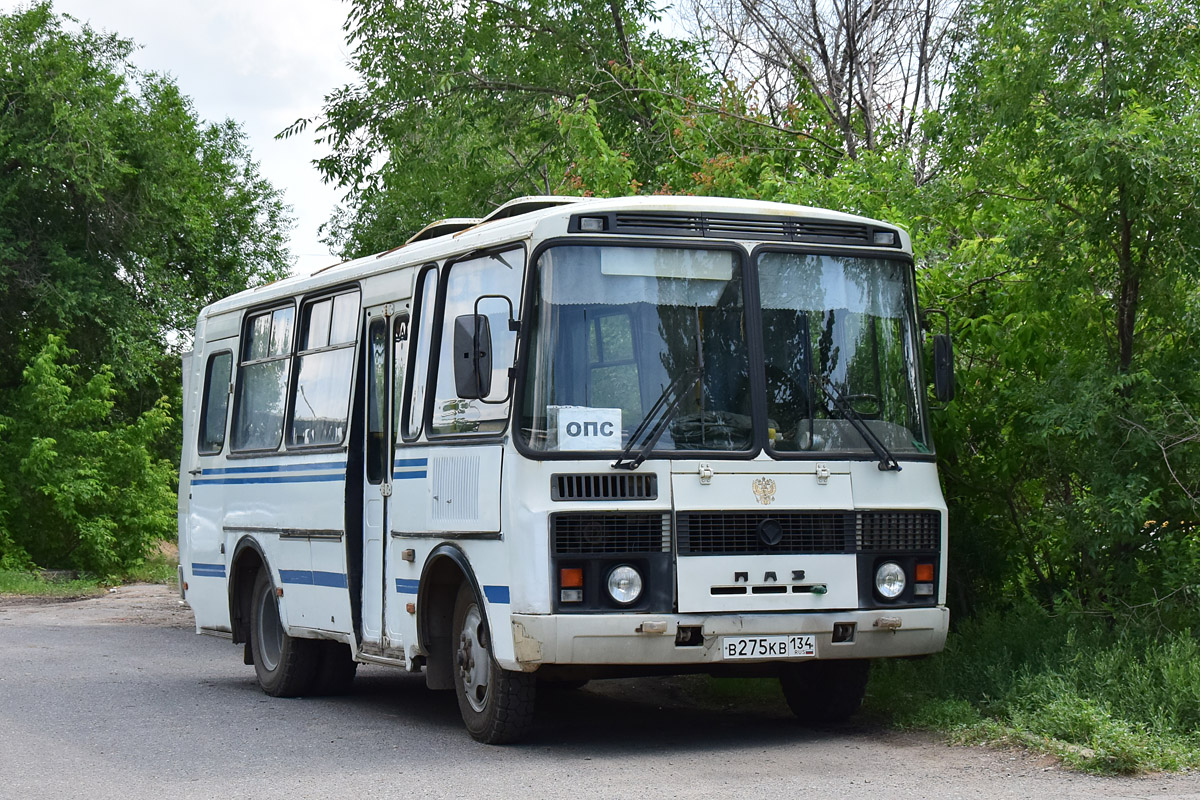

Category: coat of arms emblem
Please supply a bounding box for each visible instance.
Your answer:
[752,477,776,505]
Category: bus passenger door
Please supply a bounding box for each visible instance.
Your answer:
[361,309,408,657]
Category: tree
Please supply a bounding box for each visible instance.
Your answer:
[0,3,292,397]
[683,0,964,178]
[928,0,1200,618]
[0,4,293,574]
[287,0,714,256]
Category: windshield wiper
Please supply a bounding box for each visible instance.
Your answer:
[611,367,702,471]
[814,376,901,472]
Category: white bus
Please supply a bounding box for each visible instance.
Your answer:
[178,195,954,743]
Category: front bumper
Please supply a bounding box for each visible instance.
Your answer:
[504,606,948,670]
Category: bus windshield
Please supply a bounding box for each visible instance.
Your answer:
[518,244,931,457]
[757,251,930,456]
[520,245,752,453]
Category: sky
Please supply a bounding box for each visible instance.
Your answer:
[6,0,358,276]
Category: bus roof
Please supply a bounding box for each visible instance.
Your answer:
[199,195,908,318]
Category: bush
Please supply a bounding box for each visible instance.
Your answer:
[0,336,176,580]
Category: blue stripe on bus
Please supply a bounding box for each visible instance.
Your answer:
[279,570,348,588]
[191,473,345,486]
[201,461,346,475]
[393,458,429,468]
[392,579,507,603]
[483,585,511,604]
[392,471,427,480]
[192,562,226,578]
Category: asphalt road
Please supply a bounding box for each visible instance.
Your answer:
[1,585,1197,800]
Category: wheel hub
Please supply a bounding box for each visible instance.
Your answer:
[456,604,491,713]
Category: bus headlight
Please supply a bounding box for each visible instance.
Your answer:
[874,561,906,600]
[606,565,643,605]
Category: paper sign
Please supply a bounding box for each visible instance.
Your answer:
[548,405,622,451]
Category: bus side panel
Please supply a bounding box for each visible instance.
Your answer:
[180,323,234,633]
[388,445,509,662]
[220,462,351,635]
[185,495,231,631]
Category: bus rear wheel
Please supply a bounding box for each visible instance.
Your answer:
[779,659,870,724]
[452,583,536,744]
[250,569,319,697]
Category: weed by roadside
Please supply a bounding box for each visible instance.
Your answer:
[0,569,105,598]
[866,604,1200,774]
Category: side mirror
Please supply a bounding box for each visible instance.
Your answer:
[933,333,955,402]
[453,314,492,399]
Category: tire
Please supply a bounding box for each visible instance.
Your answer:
[313,641,358,696]
[250,569,320,697]
[452,583,536,744]
[779,659,870,724]
[537,678,590,692]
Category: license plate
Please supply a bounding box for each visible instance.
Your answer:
[720,634,816,660]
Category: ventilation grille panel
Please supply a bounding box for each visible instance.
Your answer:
[596,212,882,246]
[856,510,940,552]
[552,473,658,501]
[677,512,851,555]
[677,510,942,555]
[552,513,671,554]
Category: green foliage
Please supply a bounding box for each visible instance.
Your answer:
[0,3,291,394]
[0,336,176,579]
[927,0,1200,618]
[293,0,715,255]
[0,5,292,575]
[868,606,1200,773]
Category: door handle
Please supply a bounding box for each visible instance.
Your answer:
[188,468,203,476]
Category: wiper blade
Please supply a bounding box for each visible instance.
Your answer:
[612,368,702,471]
[814,377,901,472]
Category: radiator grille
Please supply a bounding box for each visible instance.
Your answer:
[552,513,671,554]
[677,510,942,555]
[552,473,658,501]
[856,510,941,552]
[677,512,851,555]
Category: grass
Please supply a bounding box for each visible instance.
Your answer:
[866,604,1200,774]
[0,569,106,598]
[0,541,179,597]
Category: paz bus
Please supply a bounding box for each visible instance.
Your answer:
[178,195,954,743]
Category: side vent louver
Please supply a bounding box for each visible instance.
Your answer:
[552,473,658,501]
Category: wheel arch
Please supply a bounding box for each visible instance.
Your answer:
[417,543,486,690]
[228,536,269,647]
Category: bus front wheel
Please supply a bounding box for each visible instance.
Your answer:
[250,569,319,697]
[779,659,870,724]
[452,583,536,744]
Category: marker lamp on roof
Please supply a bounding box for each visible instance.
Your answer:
[579,216,607,232]
[873,230,897,246]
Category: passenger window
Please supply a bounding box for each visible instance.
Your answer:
[366,318,388,484]
[232,305,294,451]
[404,267,437,440]
[198,351,233,454]
[289,290,360,447]
[430,248,524,436]
[392,319,409,435]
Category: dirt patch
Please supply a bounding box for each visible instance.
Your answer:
[0,582,193,628]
